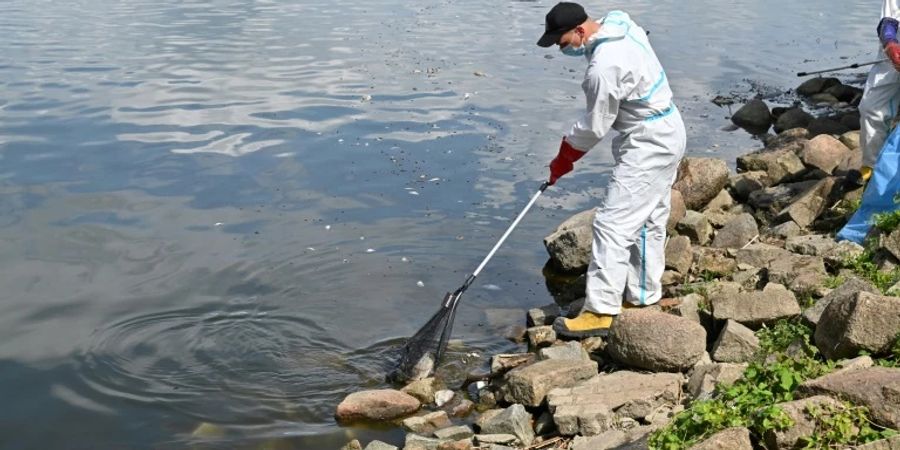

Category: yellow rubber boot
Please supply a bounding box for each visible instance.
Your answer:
[552,311,615,338]
[861,166,873,182]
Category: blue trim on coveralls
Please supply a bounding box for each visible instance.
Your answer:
[640,225,647,304]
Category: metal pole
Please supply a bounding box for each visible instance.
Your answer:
[797,60,886,77]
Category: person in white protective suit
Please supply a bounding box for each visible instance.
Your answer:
[536,2,686,338]
[855,0,900,187]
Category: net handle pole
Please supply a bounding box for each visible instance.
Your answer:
[796,59,886,77]
[451,182,548,299]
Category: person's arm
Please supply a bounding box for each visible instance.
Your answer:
[564,69,621,152]
[548,68,621,185]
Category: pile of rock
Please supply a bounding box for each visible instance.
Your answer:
[336,89,900,449]
[730,77,862,137]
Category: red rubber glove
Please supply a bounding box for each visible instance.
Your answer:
[886,42,900,71]
[548,138,586,185]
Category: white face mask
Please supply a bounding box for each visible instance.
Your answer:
[559,33,598,58]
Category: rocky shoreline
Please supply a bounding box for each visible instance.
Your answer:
[335,77,900,450]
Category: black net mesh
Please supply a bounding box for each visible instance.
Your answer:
[388,292,460,384]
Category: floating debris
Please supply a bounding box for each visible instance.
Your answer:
[366,248,375,253]
[360,94,372,102]
[483,284,501,291]
[416,281,425,287]
[214,222,223,227]
[474,71,486,77]
[401,257,409,262]
[409,191,419,196]
[325,225,331,230]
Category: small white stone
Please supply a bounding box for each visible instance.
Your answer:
[434,390,455,407]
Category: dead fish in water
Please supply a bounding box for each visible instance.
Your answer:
[387,352,435,384]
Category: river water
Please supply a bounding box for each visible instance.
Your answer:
[0,0,874,448]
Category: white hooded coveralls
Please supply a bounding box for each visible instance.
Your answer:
[565,11,686,315]
[860,0,900,168]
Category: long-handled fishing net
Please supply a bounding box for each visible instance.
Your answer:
[388,182,549,383]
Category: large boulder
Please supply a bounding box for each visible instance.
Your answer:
[737,145,807,185]
[544,208,595,273]
[729,171,771,202]
[731,99,772,133]
[665,235,693,274]
[607,309,706,371]
[748,180,818,213]
[799,367,900,429]
[499,359,598,407]
[763,396,846,450]
[814,291,900,360]
[668,189,686,234]
[335,389,421,423]
[707,282,801,328]
[677,211,713,245]
[711,213,758,249]
[674,158,731,210]
[808,117,851,137]
[801,135,851,175]
[711,320,760,363]
[802,276,879,326]
[774,108,815,133]
[797,77,841,97]
[775,177,837,228]
[479,404,534,446]
[548,371,682,435]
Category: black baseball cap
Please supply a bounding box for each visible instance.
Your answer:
[537,2,589,47]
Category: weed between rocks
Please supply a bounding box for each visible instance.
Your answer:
[649,320,897,449]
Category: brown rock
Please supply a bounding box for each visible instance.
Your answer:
[801,135,850,174]
[708,282,800,328]
[335,389,420,423]
[668,189,686,234]
[729,171,771,202]
[689,427,752,450]
[674,158,731,210]
[665,235,693,274]
[776,176,837,228]
[607,309,707,371]
[799,367,900,429]
[814,291,900,359]
[763,396,846,450]
[712,213,759,249]
[543,208,595,273]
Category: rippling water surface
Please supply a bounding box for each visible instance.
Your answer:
[0,0,875,448]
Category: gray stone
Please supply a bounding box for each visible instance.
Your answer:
[548,371,682,435]
[825,83,863,103]
[665,235,693,274]
[538,341,590,361]
[433,426,474,441]
[808,117,851,137]
[776,177,837,228]
[737,144,807,185]
[731,99,772,132]
[802,276,879,326]
[841,130,861,150]
[674,158,731,210]
[402,411,453,434]
[850,435,900,450]
[775,108,815,133]
[607,309,706,371]
[729,171,771,202]
[799,367,900,429]
[801,134,851,174]
[335,389,420,423]
[526,326,556,349]
[703,189,735,212]
[814,291,900,359]
[342,440,363,450]
[764,127,811,148]
[474,409,502,432]
[881,228,900,262]
[402,378,437,404]
[479,404,534,446]
[766,254,828,295]
[668,189,686,234]
[763,396,846,450]
[404,433,445,450]
[527,304,561,327]
[687,363,748,399]
[748,180,818,213]
[499,359,598,407]
[543,208,595,273]
[836,355,875,373]
[491,354,534,375]
[473,435,518,446]
[672,293,704,324]
[707,282,800,328]
[810,93,840,104]
[661,270,683,286]
[769,221,802,239]
[570,430,628,450]
[797,77,841,97]
[786,234,865,263]
[704,208,739,229]
[695,247,737,277]
[450,399,475,418]
[434,390,454,408]
[712,213,758,249]
[365,441,400,450]
[689,427,753,450]
[711,320,760,363]
[677,211,713,246]
[735,243,792,267]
